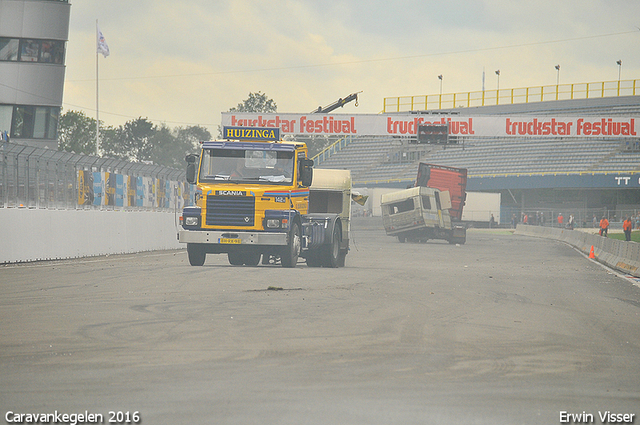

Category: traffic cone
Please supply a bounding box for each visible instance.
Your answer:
[588,245,595,259]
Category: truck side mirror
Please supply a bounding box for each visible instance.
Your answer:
[186,164,196,184]
[185,154,199,184]
[300,158,314,187]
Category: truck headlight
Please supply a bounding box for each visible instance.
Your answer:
[185,216,199,226]
[266,218,281,228]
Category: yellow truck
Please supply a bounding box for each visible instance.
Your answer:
[178,127,350,267]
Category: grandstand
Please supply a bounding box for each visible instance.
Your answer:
[345,136,640,184]
[314,94,640,220]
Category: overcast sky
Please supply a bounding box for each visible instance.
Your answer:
[62,0,640,133]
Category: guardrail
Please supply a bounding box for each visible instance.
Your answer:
[515,224,640,278]
[383,79,639,113]
[1,141,192,210]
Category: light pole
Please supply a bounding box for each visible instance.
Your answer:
[555,64,560,100]
[617,60,622,81]
[495,70,500,104]
[617,60,622,96]
[438,75,443,109]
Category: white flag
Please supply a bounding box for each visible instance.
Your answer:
[97,25,110,58]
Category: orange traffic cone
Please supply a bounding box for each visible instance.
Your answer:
[588,245,595,259]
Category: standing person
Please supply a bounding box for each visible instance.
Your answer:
[623,216,633,241]
[489,214,495,229]
[568,214,575,230]
[592,215,598,228]
[523,213,528,225]
[599,216,609,237]
[511,213,517,229]
[557,213,564,228]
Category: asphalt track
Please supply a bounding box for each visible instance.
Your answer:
[1,218,639,425]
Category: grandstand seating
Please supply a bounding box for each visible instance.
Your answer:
[316,96,640,185]
[317,136,640,184]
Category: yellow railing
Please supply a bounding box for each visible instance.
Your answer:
[311,135,352,166]
[383,79,639,113]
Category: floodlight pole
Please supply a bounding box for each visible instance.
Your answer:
[438,75,443,109]
[495,70,500,104]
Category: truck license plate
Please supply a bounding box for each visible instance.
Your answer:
[220,238,241,244]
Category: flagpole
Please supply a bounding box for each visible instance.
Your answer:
[96,19,100,156]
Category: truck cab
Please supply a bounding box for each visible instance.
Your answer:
[380,163,467,245]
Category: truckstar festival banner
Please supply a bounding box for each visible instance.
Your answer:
[221,113,639,138]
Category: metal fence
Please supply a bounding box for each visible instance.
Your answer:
[501,206,640,230]
[0,141,191,210]
[383,79,640,113]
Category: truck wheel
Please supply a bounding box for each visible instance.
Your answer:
[227,252,244,266]
[187,243,206,266]
[243,252,261,266]
[322,225,341,268]
[397,235,406,243]
[306,251,322,267]
[281,222,301,268]
[338,249,347,267]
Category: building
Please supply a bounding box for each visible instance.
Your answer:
[0,0,70,149]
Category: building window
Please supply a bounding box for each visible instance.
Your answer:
[0,38,19,61]
[40,40,65,63]
[10,105,59,140]
[0,105,12,135]
[20,39,40,62]
[0,37,65,64]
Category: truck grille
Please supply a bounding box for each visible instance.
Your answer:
[206,196,255,227]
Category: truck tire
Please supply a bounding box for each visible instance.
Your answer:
[397,235,406,243]
[187,243,206,266]
[243,252,261,266]
[322,225,341,268]
[306,251,322,267]
[227,252,244,266]
[338,249,347,267]
[281,222,301,268]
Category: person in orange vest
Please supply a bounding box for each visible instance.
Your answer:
[599,216,609,237]
[623,216,633,241]
[557,213,563,227]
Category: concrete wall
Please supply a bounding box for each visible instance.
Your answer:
[1,209,182,263]
[515,225,640,278]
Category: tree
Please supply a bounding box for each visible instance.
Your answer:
[174,125,211,153]
[229,91,277,113]
[101,117,155,162]
[57,110,97,155]
[58,110,210,167]
[149,125,211,168]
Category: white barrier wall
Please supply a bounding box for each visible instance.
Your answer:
[0,209,182,263]
[515,225,640,278]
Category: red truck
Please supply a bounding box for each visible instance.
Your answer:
[381,163,468,244]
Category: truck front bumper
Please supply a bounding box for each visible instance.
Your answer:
[178,230,288,246]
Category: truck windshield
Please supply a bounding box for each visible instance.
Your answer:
[199,148,295,184]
